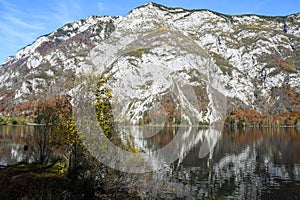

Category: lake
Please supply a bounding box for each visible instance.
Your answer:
[1,125,300,199]
[0,125,35,166]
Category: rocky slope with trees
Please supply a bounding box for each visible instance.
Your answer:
[0,3,299,126]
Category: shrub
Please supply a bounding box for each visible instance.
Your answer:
[285,118,295,126]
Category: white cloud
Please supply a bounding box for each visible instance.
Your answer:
[0,0,50,62]
[2,13,44,30]
[0,0,44,42]
[98,2,105,12]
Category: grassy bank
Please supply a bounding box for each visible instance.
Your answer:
[0,162,139,200]
[0,163,72,199]
[0,116,33,125]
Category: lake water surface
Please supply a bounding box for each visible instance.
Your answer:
[1,125,300,199]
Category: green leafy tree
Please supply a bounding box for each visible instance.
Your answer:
[94,75,115,139]
[93,74,139,153]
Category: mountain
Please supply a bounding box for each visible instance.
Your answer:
[0,15,116,114]
[0,3,299,126]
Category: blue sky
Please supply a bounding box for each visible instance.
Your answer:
[0,0,299,64]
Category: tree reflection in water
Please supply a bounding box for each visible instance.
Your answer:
[0,125,64,166]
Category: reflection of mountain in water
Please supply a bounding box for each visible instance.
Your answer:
[120,126,221,171]
[2,125,300,199]
[121,127,300,199]
[0,126,34,166]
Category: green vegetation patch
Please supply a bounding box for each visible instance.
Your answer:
[210,52,233,76]
[126,48,150,58]
[243,24,261,30]
[0,116,31,125]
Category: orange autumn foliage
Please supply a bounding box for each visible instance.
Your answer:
[225,109,300,127]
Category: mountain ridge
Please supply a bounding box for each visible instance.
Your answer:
[2,2,300,66]
[138,2,300,18]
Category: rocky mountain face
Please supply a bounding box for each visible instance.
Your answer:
[0,3,299,125]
